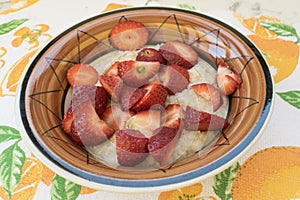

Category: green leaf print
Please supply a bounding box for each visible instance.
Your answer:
[0,142,26,198]
[0,126,22,144]
[51,175,81,200]
[277,90,300,110]
[0,19,29,35]
[178,4,196,10]
[213,162,240,200]
[260,21,300,44]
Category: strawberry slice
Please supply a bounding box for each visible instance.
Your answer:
[62,107,74,134]
[148,127,180,166]
[162,104,184,131]
[159,41,198,69]
[216,59,243,95]
[132,82,168,112]
[69,100,114,146]
[101,105,134,131]
[99,74,123,102]
[126,110,161,138]
[67,64,99,86]
[104,61,120,76]
[158,64,190,94]
[120,86,147,111]
[184,106,228,131]
[72,85,108,117]
[136,48,167,64]
[191,83,223,112]
[109,20,149,51]
[118,60,160,87]
[116,129,149,166]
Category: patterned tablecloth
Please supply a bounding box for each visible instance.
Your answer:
[0,0,300,199]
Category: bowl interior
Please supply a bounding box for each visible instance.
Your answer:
[19,7,273,188]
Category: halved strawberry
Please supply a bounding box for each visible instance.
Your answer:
[69,100,115,146]
[126,110,161,138]
[67,64,99,86]
[116,129,149,166]
[184,106,228,131]
[136,48,167,64]
[104,61,119,76]
[118,60,160,87]
[62,107,74,134]
[132,82,168,112]
[99,74,123,102]
[101,105,134,131]
[191,83,223,112]
[120,86,147,111]
[158,64,190,94]
[159,41,198,69]
[109,20,149,51]
[72,85,108,117]
[216,59,243,95]
[161,104,184,131]
[148,127,180,166]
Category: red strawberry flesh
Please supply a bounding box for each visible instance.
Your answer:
[120,86,147,111]
[69,100,114,146]
[99,74,123,102]
[162,104,184,131]
[148,127,180,166]
[191,83,223,112]
[136,48,167,64]
[67,64,99,86]
[116,129,149,166]
[132,83,168,112]
[159,64,190,94]
[72,85,108,117]
[184,106,228,131]
[109,20,149,51]
[216,59,243,95]
[118,60,160,87]
[159,41,198,69]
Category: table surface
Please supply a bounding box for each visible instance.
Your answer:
[1,0,300,199]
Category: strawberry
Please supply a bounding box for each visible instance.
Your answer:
[72,85,108,117]
[132,82,168,112]
[158,64,190,94]
[162,104,184,131]
[126,110,161,138]
[69,100,115,146]
[99,74,123,102]
[120,86,147,111]
[136,48,167,64]
[67,64,99,86]
[159,41,198,69]
[216,59,243,95]
[184,106,228,131]
[117,60,160,87]
[109,20,149,51]
[101,105,134,131]
[62,106,74,134]
[148,127,180,166]
[191,83,223,112]
[104,61,119,76]
[116,129,149,166]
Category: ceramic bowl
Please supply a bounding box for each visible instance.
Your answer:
[16,7,273,192]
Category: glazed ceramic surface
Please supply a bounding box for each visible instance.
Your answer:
[17,7,273,191]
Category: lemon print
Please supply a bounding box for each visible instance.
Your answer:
[248,35,299,83]
[102,3,131,13]
[234,13,281,39]
[0,48,38,97]
[232,146,300,199]
[0,0,39,15]
[0,157,43,200]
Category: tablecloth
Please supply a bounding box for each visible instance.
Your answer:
[0,0,300,199]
